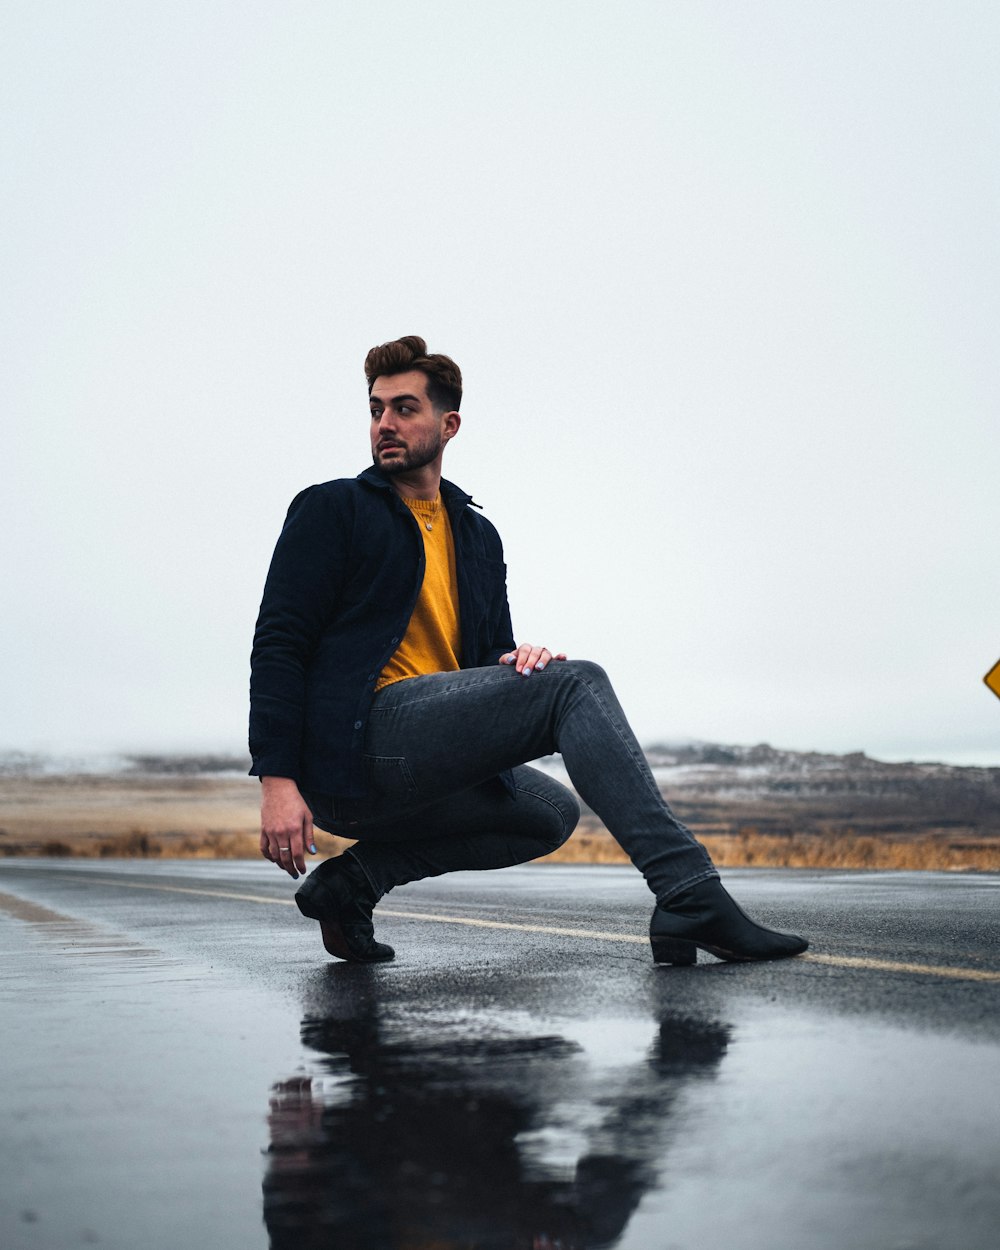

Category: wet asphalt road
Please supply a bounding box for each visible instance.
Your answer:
[1,861,998,1250]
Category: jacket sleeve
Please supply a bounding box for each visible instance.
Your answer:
[479,522,516,666]
[482,590,516,667]
[248,485,350,781]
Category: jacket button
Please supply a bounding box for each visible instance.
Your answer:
[390,637,399,645]
[367,673,376,682]
[353,720,363,730]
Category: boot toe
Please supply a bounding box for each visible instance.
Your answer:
[650,879,809,964]
[319,919,395,964]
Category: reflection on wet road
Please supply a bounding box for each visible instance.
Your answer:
[1,862,999,1250]
[265,975,730,1249]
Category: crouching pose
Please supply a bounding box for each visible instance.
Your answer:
[249,336,808,966]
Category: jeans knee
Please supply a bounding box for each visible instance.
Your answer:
[564,658,608,687]
[541,788,580,850]
[517,777,579,851]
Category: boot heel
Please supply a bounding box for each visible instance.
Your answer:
[294,874,330,920]
[650,935,697,966]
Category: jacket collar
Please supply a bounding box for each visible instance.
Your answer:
[357,465,477,509]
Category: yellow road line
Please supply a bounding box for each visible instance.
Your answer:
[75,878,299,906]
[801,952,1000,982]
[380,907,648,944]
[14,874,1000,983]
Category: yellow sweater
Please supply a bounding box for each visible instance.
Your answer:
[375,494,461,691]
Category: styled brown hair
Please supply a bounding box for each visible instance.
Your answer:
[364,335,462,412]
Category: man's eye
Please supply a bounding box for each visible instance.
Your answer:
[370,409,382,420]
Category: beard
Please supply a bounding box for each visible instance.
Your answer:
[373,432,443,475]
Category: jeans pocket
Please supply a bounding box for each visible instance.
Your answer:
[363,754,418,802]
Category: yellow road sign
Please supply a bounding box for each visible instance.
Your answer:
[985,658,1000,701]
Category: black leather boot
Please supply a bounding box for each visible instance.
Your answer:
[650,877,808,965]
[295,854,395,963]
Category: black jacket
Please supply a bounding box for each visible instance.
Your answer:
[249,466,515,796]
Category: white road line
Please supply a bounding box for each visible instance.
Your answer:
[17,874,1000,983]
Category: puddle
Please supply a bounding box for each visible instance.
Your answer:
[263,988,1000,1250]
[621,1007,1000,1250]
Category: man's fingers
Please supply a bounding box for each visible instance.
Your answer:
[275,842,299,879]
[279,832,306,879]
[292,815,312,875]
[263,830,302,878]
[519,644,547,675]
[501,643,568,675]
[260,786,316,878]
[515,643,536,674]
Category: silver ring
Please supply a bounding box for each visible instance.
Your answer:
[278,846,290,851]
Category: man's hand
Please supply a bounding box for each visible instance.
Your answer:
[260,776,316,879]
[499,643,568,676]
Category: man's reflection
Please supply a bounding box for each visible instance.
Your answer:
[263,972,731,1250]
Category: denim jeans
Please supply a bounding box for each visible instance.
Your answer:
[303,660,718,906]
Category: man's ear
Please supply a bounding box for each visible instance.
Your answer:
[442,411,461,441]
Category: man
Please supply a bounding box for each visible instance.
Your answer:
[250,335,807,966]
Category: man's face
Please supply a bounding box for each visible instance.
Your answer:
[369,370,455,475]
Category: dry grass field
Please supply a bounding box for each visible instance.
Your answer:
[2,772,997,872]
[547,818,1000,872]
[0,774,350,860]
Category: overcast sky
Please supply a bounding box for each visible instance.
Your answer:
[3,2,998,765]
